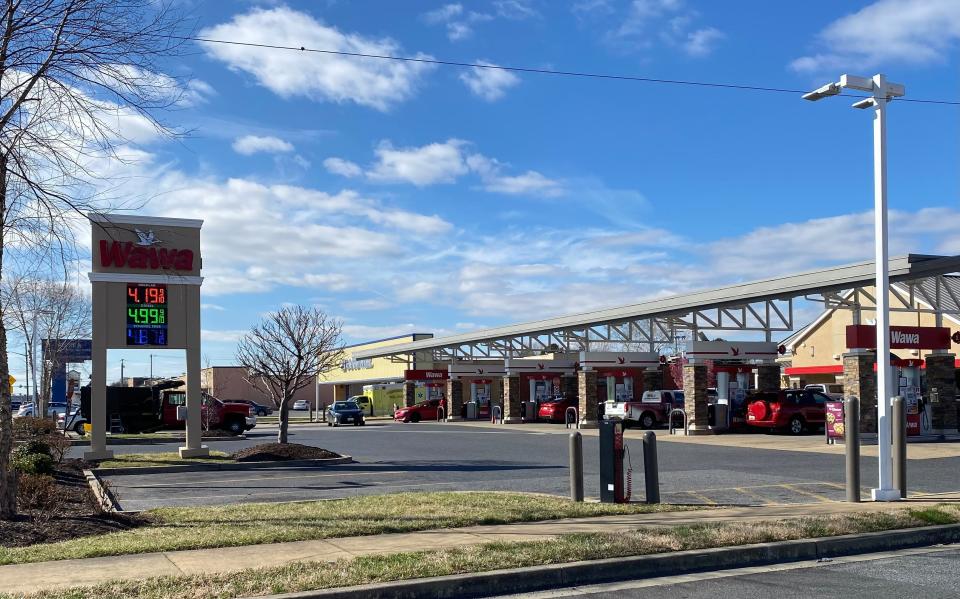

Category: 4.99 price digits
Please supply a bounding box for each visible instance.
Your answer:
[127,307,165,325]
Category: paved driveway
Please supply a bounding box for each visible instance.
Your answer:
[86,422,960,510]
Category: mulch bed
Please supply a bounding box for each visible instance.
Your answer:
[0,460,150,548]
[233,443,341,462]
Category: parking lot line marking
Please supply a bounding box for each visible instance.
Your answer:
[684,491,717,505]
[734,487,772,505]
[124,470,409,488]
[779,483,834,503]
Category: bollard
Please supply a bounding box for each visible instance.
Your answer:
[892,396,907,498]
[844,396,861,503]
[569,431,584,502]
[641,431,660,504]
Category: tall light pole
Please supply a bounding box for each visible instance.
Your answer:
[804,73,905,502]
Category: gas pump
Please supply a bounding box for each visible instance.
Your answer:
[898,359,925,435]
[599,419,632,503]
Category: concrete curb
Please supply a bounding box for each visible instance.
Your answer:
[255,524,960,599]
[82,469,121,513]
[71,434,249,447]
[94,455,353,476]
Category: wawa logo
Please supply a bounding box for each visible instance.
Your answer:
[617,356,626,364]
[99,237,194,271]
[537,363,545,370]
[476,368,484,375]
[891,331,921,346]
[730,347,741,356]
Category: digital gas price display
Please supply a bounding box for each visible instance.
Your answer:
[126,283,168,346]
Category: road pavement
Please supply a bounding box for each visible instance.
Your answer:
[500,545,960,598]
[75,421,960,511]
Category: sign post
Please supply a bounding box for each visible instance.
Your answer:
[85,214,206,460]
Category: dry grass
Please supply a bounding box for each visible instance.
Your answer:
[0,492,696,565]
[95,451,234,469]
[5,504,959,599]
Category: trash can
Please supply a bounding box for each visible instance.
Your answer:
[466,402,478,420]
[524,401,537,421]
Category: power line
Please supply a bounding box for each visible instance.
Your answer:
[174,35,960,106]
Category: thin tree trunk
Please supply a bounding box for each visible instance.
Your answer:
[0,155,17,519]
[277,397,289,444]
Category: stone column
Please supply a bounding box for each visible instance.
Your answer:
[643,369,661,393]
[403,381,416,407]
[502,375,522,423]
[756,364,781,391]
[843,353,877,434]
[683,363,710,434]
[578,370,599,429]
[445,379,463,421]
[925,354,958,433]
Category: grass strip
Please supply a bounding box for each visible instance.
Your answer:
[0,492,694,565]
[96,451,234,469]
[7,504,959,599]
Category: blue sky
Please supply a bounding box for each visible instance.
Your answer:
[8,0,960,386]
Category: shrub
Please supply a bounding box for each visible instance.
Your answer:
[11,446,55,475]
[16,474,60,519]
[45,433,72,464]
[13,416,58,439]
[20,438,52,457]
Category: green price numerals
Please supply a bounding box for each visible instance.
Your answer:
[127,307,166,324]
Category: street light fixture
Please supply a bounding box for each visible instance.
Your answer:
[804,73,905,502]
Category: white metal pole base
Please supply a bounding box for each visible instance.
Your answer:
[871,488,902,502]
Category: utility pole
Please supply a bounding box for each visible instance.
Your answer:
[120,359,125,385]
[24,343,29,405]
[150,354,154,379]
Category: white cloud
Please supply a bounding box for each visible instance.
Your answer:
[423,3,464,23]
[323,157,363,178]
[201,303,226,311]
[466,153,563,197]
[494,0,539,19]
[459,61,521,101]
[684,27,724,57]
[602,0,723,57]
[791,0,960,73]
[200,6,434,111]
[232,135,295,155]
[201,329,248,343]
[421,2,513,41]
[367,139,469,186]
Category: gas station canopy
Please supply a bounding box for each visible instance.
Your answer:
[354,254,960,361]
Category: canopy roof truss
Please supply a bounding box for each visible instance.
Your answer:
[356,255,960,362]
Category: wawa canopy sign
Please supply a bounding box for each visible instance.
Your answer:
[845,325,951,350]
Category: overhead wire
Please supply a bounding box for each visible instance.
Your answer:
[171,34,960,106]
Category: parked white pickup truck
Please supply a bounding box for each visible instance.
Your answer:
[605,390,685,429]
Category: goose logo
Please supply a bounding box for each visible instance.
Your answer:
[537,363,545,370]
[476,368,484,375]
[730,347,741,356]
[617,356,626,364]
[135,229,161,246]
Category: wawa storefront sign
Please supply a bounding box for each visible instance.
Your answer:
[846,325,951,350]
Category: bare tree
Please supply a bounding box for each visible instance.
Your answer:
[2,269,91,419]
[235,306,344,444]
[0,0,188,519]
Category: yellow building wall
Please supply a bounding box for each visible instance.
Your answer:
[321,334,435,385]
[788,286,960,381]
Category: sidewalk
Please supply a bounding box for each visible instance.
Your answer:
[0,499,949,595]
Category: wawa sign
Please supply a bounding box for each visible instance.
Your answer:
[846,325,951,350]
[92,216,201,276]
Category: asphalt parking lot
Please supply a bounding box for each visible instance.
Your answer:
[501,545,960,598]
[79,420,960,511]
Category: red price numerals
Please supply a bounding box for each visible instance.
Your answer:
[145,286,165,304]
[127,284,166,305]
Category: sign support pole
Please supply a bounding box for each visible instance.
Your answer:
[180,285,207,457]
[84,284,112,460]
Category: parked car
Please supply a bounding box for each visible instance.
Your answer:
[292,399,309,411]
[745,389,830,435]
[15,402,70,419]
[228,399,273,416]
[327,400,366,426]
[537,395,577,423]
[58,409,88,435]
[803,383,844,400]
[394,398,443,423]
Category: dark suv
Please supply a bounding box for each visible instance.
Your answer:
[745,389,830,434]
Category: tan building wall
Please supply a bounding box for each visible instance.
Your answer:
[201,366,320,407]
[784,285,960,385]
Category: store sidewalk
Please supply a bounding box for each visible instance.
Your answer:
[0,499,950,595]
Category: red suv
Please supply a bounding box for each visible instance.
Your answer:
[745,389,829,435]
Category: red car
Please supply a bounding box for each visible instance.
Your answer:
[394,398,444,423]
[537,395,577,423]
[745,389,829,434]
